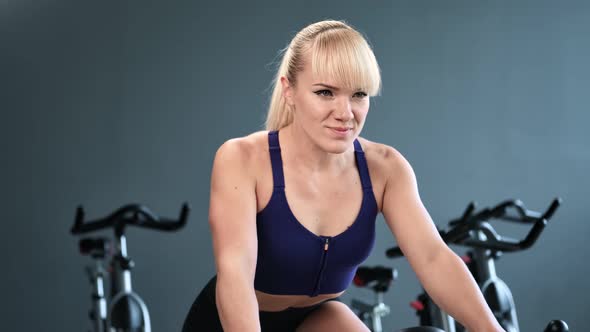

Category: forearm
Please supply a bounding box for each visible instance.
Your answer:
[415,249,504,332]
[216,272,261,332]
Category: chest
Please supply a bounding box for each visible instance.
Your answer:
[256,159,385,237]
[284,168,363,236]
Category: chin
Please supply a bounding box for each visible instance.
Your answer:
[321,137,354,154]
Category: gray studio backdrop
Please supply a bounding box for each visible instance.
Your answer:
[2,0,589,331]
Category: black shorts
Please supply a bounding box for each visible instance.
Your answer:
[181,276,340,332]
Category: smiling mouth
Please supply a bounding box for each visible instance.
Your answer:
[329,127,352,132]
[327,127,353,137]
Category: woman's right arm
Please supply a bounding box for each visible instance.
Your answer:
[209,138,260,332]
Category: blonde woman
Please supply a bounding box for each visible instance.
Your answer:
[182,20,504,332]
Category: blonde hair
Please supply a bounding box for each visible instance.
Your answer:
[265,20,381,131]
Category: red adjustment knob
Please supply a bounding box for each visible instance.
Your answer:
[353,275,365,287]
[410,300,425,311]
[460,255,472,264]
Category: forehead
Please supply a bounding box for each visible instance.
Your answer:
[297,55,352,89]
[297,48,371,92]
[299,68,336,86]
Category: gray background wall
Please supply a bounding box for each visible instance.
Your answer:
[2,0,589,331]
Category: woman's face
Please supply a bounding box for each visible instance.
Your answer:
[281,54,370,154]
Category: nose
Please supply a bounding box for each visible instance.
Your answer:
[334,97,354,122]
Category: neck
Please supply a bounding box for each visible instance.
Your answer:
[279,123,353,173]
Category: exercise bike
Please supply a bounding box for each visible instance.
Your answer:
[383,198,568,332]
[70,203,190,332]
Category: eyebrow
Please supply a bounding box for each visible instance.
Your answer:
[312,83,340,90]
[312,83,365,92]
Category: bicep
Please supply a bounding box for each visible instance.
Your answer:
[381,153,445,268]
[208,140,258,281]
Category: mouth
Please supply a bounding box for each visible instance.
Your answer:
[327,126,353,137]
[329,126,352,132]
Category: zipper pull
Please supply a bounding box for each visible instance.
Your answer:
[324,238,329,251]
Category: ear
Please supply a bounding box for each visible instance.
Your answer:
[280,76,294,107]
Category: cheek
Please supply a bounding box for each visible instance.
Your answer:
[298,96,327,120]
[355,104,370,121]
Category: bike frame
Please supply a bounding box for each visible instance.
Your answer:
[84,234,152,332]
[107,233,152,332]
[87,260,107,332]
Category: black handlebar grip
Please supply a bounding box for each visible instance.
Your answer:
[542,198,562,221]
[449,202,477,226]
[386,246,403,258]
[460,201,476,221]
[71,205,85,234]
[177,202,190,227]
[519,218,548,250]
[147,202,190,231]
[71,206,112,234]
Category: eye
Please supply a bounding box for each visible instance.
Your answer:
[354,91,368,98]
[314,90,333,97]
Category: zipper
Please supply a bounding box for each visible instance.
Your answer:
[311,237,330,296]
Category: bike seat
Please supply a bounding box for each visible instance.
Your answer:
[353,265,397,292]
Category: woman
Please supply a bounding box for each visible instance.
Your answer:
[182,20,504,332]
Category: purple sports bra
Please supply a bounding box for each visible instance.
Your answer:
[253,130,379,296]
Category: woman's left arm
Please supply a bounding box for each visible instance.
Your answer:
[380,148,503,332]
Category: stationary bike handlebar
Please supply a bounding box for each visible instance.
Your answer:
[70,203,190,235]
[386,198,561,258]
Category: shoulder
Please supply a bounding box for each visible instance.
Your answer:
[215,131,269,160]
[356,137,410,172]
[356,137,415,183]
[212,131,270,173]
